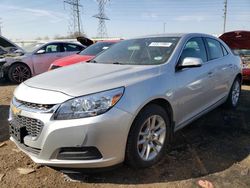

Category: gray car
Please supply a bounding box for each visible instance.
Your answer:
[9,33,242,169]
[2,41,85,83]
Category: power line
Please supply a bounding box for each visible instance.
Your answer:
[93,0,110,38]
[64,0,83,36]
[223,0,228,33]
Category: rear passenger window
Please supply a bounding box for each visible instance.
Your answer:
[179,37,207,63]
[64,44,83,52]
[206,38,224,60]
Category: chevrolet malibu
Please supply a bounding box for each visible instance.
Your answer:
[9,33,242,169]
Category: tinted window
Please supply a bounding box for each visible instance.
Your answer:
[180,37,207,63]
[64,43,83,52]
[206,38,224,60]
[80,42,115,56]
[221,45,228,56]
[94,37,180,65]
[41,43,62,53]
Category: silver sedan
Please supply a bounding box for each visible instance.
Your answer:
[9,33,241,169]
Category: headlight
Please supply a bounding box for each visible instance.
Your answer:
[53,87,124,120]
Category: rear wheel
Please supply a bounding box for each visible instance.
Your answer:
[225,77,241,108]
[125,104,172,168]
[8,63,31,84]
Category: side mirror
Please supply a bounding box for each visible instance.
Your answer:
[14,49,25,56]
[177,57,202,70]
[36,49,45,54]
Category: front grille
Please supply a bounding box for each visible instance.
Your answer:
[15,98,54,111]
[11,115,44,138]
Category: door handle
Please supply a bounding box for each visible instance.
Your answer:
[208,71,213,77]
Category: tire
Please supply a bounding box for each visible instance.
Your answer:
[8,63,31,84]
[125,104,172,168]
[225,77,241,109]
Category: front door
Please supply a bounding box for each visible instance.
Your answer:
[174,37,214,127]
[32,43,65,75]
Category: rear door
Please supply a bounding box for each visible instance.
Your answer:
[32,43,64,75]
[204,37,234,103]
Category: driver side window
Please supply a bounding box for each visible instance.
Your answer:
[179,37,207,63]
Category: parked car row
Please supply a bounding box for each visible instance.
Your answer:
[0,36,121,83]
[9,33,242,169]
[1,32,249,85]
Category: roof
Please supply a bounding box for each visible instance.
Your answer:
[219,30,250,49]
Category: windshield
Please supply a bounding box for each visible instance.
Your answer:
[22,43,45,53]
[80,42,115,56]
[93,37,180,65]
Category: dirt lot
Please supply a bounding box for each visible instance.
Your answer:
[0,80,249,188]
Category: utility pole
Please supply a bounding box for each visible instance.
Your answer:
[223,0,228,33]
[0,18,2,36]
[64,0,83,37]
[93,0,110,38]
[163,22,166,33]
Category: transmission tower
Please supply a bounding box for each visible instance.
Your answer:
[223,0,228,33]
[64,0,83,36]
[93,0,110,38]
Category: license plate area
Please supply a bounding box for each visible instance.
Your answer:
[9,121,28,143]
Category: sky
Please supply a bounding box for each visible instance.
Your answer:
[0,0,250,40]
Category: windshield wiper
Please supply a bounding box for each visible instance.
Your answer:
[87,59,98,63]
[112,62,122,65]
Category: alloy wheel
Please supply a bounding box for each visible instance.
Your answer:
[232,80,240,106]
[12,65,31,83]
[137,115,166,161]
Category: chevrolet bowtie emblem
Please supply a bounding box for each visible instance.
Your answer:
[11,105,22,116]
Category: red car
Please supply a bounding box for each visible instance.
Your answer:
[49,40,119,70]
[220,31,250,81]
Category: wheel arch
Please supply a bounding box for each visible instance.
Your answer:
[127,97,175,141]
[236,73,242,83]
[7,61,32,74]
[7,62,32,83]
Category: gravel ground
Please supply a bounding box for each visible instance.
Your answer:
[0,80,249,188]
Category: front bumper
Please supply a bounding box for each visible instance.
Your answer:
[9,106,133,168]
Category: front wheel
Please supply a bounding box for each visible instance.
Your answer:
[125,104,172,168]
[225,77,241,109]
[8,63,31,84]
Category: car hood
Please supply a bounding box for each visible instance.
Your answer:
[53,54,94,66]
[219,31,250,49]
[24,63,160,97]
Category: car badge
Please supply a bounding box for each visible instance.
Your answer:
[11,105,22,116]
